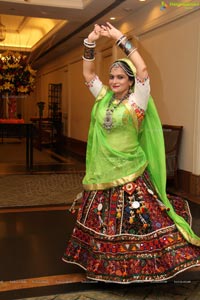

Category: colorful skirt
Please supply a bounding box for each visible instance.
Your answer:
[62,171,200,283]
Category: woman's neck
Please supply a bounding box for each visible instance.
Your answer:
[114,91,129,100]
[113,91,129,100]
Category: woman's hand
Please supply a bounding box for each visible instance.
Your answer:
[87,23,122,43]
[100,22,123,41]
[87,24,102,43]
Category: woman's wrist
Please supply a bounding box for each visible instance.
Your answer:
[116,35,126,46]
[116,35,137,57]
[82,38,96,61]
[84,38,96,48]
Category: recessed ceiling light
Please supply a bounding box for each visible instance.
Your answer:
[123,7,133,12]
[110,17,116,20]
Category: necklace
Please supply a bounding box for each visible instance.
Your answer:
[103,92,129,131]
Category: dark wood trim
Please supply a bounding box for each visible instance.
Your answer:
[190,173,200,197]
[177,169,191,194]
[178,169,200,197]
[173,169,200,204]
[57,135,87,162]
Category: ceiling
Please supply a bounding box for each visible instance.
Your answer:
[0,0,152,68]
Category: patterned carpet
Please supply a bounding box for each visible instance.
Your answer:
[0,139,86,207]
[12,281,200,300]
[0,173,85,207]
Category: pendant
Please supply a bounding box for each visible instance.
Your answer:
[102,92,130,131]
[103,108,114,131]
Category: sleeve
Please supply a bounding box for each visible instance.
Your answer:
[85,75,103,98]
[128,76,150,111]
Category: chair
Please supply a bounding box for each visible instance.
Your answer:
[162,124,183,187]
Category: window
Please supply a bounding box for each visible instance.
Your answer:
[48,83,62,120]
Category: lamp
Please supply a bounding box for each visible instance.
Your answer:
[0,16,6,42]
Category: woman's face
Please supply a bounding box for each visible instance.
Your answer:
[109,66,132,98]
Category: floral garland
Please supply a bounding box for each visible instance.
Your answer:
[0,50,36,95]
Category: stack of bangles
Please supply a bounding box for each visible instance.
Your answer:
[82,36,137,61]
[116,35,137,57]
[82,39,96,61]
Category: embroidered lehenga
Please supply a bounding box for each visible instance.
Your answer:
[62,59,200,283]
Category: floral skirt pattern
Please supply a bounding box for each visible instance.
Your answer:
[62,171,200,283]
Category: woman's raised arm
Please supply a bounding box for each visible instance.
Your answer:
[100,22,148,81]
[82,24,101,83]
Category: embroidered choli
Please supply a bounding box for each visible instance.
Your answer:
[82,76,151,190]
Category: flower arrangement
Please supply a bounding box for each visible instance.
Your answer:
[0,50,36,95]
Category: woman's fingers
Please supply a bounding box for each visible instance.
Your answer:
[93,22,121,40]
[105,22,113,29]
[94,24,101,32]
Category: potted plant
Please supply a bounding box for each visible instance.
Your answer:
[37,101,45,118]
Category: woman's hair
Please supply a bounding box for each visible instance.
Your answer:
[110,60,135,87]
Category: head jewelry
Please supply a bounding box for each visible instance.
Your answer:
[110,58,136,78]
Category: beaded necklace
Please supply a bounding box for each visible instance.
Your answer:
[103,92,130,131]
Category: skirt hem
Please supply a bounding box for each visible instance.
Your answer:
[62,258,200,284]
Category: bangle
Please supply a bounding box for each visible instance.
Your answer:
[83,38,96,61]
[117,36,137,57]
[82,56,95,62]
[83,46,95,61]
[83,38,96,48]
[116,35,126,46]
[127,47,137,57]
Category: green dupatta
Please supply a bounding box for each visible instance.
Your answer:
[140,96,200,246]
[119,57,200,246]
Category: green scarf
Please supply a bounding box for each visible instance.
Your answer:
[121,57,200,246]
[140,96,200,246]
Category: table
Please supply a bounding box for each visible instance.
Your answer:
[0,122,33,170]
